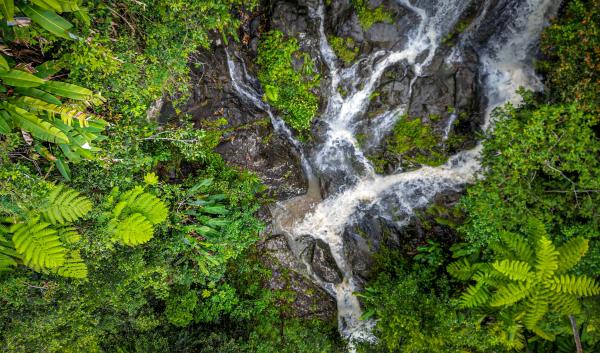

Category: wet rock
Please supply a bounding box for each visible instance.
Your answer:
[305,239,344,283]
[159,46,308,199]
[258,234,337,320]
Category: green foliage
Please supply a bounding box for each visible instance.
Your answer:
[109,186,168,246]
[450,220,599,343]
[460,102,600,250]
[42,184,93,224]
[371,116,448,172]
[0,184,90,277]
[257,30,321,133]
[357,249,506,353]
[328,35,359,64]
[539,0,600,108]
[351,0,394,31]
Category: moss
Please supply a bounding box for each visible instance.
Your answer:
[351,0,394,31]
[368,115,449,172]
[328,35,359,64]
[256,31,321,134]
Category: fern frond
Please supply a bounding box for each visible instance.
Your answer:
[0,253,17,271]
[500,231,534,264]
[56,226,81,244]
[526,218,548,243]
[535,236,559,280]
[41,185,92,224]
[523,293,549,330]
[52,250,87,279]
[530,325,555,341]
[121,187,168,225]
[10,217,67,269]
[112,213,154,246]
[459,283,489,308]
[495,312,526,350]
[490,282,532,307]
[547,275,600,296]
[447,258,475,280]
[549,292,581,315]
[556,237,589,274]
[493,260,532,281]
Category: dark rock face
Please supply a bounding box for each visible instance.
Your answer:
[258,234,337,320]
[159,45,308,200]
[308,239,344,283]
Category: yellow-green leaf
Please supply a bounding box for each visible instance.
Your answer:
[41,81,92,100]
[0,54,9,72]
[0,69,45,87]
[30,0,61,12]
[5,104,69,144]
[14,87,62,105]
[20,5,73,39]
[0,0,15,21]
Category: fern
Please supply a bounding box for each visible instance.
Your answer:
[549,292,582,315]
[459,283,490,308]
[452,218,598,343]
[523,293,549,330]
[112,213,155,246]
[117,187,168,224]
[52,250,88,279]
[547,275,600,296]
[535,236,559,280]
[490,282,531,307]
[0,184,92,278]
[447,258,476,280]
[41,184,93,224]
[556,237,589,274]
[10,217,67,270]
[109,187,168,246]
[56,226,81,244]
[500,231,534,264]
[493,259,532,281]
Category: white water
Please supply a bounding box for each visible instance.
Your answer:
[226,0,560,347]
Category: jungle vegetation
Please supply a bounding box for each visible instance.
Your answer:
[0,0,598,352]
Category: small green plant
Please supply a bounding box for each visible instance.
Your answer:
[351,0,393,30]
[108,186,169,246]
[448,219,600,348]
[328,35,359,64]
[388,116,447,167]
[257,30,320,133]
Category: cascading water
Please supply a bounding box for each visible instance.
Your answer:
[226,0,560,347]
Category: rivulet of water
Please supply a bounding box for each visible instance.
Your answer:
[226,0,560,347]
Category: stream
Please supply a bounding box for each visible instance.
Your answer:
[226,0,561,346]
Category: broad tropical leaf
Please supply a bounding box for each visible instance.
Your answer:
[20,5,73,39]
[41,80,93,100]
[5,104,69,143]
[0,69,45,87]
[0,54,9,72]
[0,0,14,21]
[14,87,62,105]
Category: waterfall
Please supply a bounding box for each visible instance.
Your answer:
[226,0,560,347]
